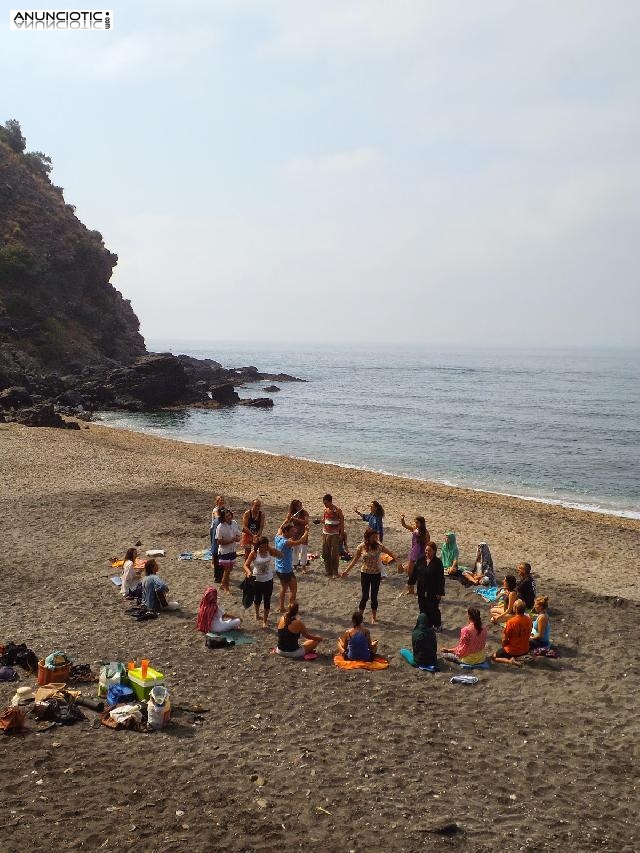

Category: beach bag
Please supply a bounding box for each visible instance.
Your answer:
[98,662,127,698]
[205,635,236,650]
[107,684,135,707]
[0,706,26,735]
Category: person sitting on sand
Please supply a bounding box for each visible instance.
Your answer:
[337,611,378,662]
[462,542,496,587]
[276,602,322,658]
[215,508,242,594]
[492,599,533,665]
[400,515,429,595]
[121,547,142,598]
[490,575,518,624]
[529,596,551,649]
[441,532,459,576]
[341,528,400,624]
[207,586,242,633]
[516,562,536,610]
[354,500,385,541]
[244,536,283,628]
[240,498,265,562]
[442,607,488,665]
[274,520,309,612]
[141,560,170,612]
[284,499,311,573]
[400,613,438,668]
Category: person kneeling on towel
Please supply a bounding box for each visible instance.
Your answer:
[337,611,378,662]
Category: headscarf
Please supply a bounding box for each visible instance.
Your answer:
[412,613,430,645]
[477,543,496,585]
[196,586,219,633]
[441,532,458,569]
[478,542,493,570]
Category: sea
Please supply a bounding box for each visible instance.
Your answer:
[97,344,640,520]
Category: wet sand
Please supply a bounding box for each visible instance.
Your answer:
[0,422,638,852]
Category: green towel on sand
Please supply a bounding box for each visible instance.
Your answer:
[206,630,255,645]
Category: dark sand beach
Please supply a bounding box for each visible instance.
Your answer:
[1,422,638,852]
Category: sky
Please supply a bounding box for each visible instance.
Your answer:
[2,1,640,347]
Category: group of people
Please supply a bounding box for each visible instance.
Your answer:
[119,492,553,667]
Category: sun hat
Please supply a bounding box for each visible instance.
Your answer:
[11,685,36,706]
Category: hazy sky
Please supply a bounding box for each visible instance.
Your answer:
[2,1,639,347]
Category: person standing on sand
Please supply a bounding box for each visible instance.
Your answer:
[244,536,283,628]
[215,508,241,594]
[240,498,265,562]
[321,494,344,578]
[210,494,225,584]
[274,520,309,612]
[399,515,429,595]
[341,528,400,624]
[284,499,310,573]
[408,541,445,629]
[354,500,385,541]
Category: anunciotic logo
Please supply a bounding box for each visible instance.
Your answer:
[10,10,112,30]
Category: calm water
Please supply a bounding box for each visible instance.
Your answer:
[98,344,640,519]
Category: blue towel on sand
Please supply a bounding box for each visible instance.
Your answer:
[400,648,438,671]
[474,586,499,602]
[110,575,122,586]
[179,549,213,561]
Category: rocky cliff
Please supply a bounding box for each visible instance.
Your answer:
[0,119,145,386]
[0,120,302,424]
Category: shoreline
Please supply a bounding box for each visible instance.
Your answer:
[95,416,640,522]
[3,420,639,602]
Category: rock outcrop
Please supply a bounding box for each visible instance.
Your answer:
[0,120,304,424]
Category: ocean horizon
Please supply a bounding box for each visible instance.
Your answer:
[97,343,640,520]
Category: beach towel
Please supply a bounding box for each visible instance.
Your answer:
[333,655,389,671]
[145,549,165,557]
[207,630,255,645]
[110,575,122,586]
[530,647,559,658]
[111,558,146,570]
[474,586,500,602]
[269,649,318,660]
[450,675,479,685]
[460,659,491,670]
[399,648,439,671]
[179,548,213,562]
[381,553,395,565]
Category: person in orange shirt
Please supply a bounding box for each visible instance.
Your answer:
[491,599,533,666]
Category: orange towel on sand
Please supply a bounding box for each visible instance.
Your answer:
[381,553,394,565]
[333,655,389,670]
[111,558,146,569]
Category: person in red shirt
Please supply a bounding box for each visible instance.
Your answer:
[492,599,533,666]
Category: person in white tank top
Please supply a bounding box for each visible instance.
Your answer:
[244,536,283,628]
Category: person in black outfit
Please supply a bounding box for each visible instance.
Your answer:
[409,541,445,629]
[516,561,536,610]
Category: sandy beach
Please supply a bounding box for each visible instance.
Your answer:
[1,421,638,852]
